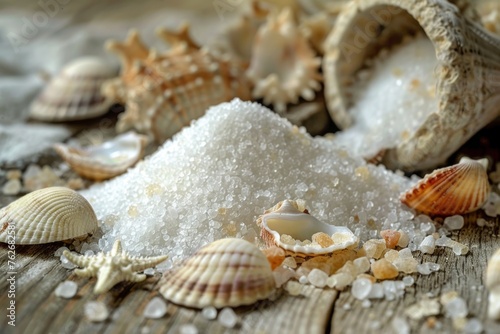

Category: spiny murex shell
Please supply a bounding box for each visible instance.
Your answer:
[0,187,98,244]
[246,7,322,114]
[323,0,500,171]
[400,157,490,216]
[53,131,148,181]
[486,248,500,320]
[159,238,275,308]
[30,56,116,122]
[103,25,252,143]
[256,199,359,257]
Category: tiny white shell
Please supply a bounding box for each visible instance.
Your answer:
[256,199,359,257]
[159,238,275,308]
[53,131,148,181]
[0,187,98,244]
[30,57,116,122]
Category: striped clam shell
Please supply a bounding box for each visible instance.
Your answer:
[400,157,490,216]
[53,131,148,181]
[487,248,500,320]
[0,187,98,244]
[256,199,358,257]
[30,57,116,122]
[103,29,252,143]
[159,238,275,308]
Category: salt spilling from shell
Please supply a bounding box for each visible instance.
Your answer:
[54,280,78,299]
[332,36,439,158]
[143,297,168,319]
[81,99,413,260]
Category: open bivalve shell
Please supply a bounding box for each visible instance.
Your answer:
[256,199,359,257]
[53,131,148,181]
[159,238,275,309]
[400,157,490,216]
[30,57,116,122]
[0,187,98,244]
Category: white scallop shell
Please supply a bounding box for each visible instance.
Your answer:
[30,57,116,121]
[53,131,148,181]
[0,187,98,244]
[487,248,500,319]
[256,199,359,257]
[159,238,275,308]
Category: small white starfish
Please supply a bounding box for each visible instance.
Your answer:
[63,240,168,294]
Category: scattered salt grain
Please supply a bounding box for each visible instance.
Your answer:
[282,256,297,269]
[202,306,218,320]
[444,215,465,231]
[285,281,302,296]
[54,280,78,299]
[351,278,373,300]
[353,257,371,274]
[417,262,440,275]
[308,268,328,288]
[2,179,21,195]
[60,254,77,269]
[143,268,155,276]
[179,324,198,334]
[463,318,483,334]
[405,298,440,320]
[218,307,238,328]
[391,316,410,334]
[84,301,108,322]
[444,297,468,319]
[418,235,436,254]
[342,303,351,310]
[299,275,308,285]
[84,250,95,257]
[54,246,70,257]
[367,283,384,299]
[402,276,414,287]
[361,299,371,308]
[143,297,167,319]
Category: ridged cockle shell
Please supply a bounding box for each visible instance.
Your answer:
[0,187,98,244]
[400,157,490,216]
[256,199,359,257]
[53,131,148,181]
[159,238,275,308]
[30,57,116,122]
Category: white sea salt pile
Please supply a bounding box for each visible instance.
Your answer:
[82,99,413,260]
[143,297,168,319]
[332,36,439,158]
[84,301,109,322]
[54,281,78,299]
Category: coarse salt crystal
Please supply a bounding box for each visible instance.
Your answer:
[218,307,238,328]
[84,301,108,322]
[351,278,373,300]
[54,280,78,299]
[179,324,198,334]
[201,306,217,320]
[143,297,168,319]
[308,268,328,288]
[443,215,465,231]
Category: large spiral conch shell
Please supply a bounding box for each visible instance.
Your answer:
[323,0,500,171]
[103,26,251,143]
[0,187,98,244]
[246,7,322,114]
[30,57,116,122]
[159,238,275,308]
[256,199,358,257]
[53,131,148,181]
[400,157,490,216]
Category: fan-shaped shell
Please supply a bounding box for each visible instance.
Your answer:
[0,187,98,244]
[400,157,490,216]
[256,199,359,257]
[30,57,116,121]
[246,7,322,114]
[103,28,251,143]
[53,131,148,181]
[487,248,500,319]
[159,238,275,308]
